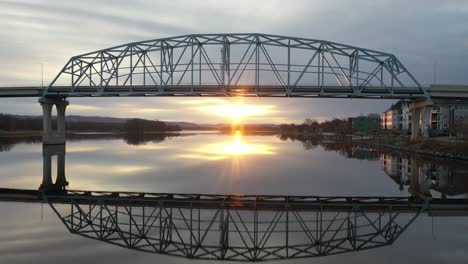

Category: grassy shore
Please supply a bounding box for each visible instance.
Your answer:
[356,134,468,161]
[279,129,468,161]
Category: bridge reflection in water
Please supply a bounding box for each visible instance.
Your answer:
[35,141,426,261]
[47,193,423,262]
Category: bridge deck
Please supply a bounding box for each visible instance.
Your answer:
[0,86,44,97]
[0,85,467,99]
[0,85,425,98]
[1,188,467,213]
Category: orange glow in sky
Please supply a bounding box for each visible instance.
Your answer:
[195,99,276,121]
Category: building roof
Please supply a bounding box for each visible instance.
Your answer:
[390,100,403,110]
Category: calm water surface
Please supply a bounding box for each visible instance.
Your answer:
[0,132,467,263]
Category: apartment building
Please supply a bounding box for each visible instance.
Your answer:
[381,101,411,131]
[382,100,468,137]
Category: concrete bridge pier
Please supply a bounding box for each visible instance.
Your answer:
[40,144,68,192]
[410,108,420,141]
[39,97,68,145]
[421,107,432,139]
[418,162,432,197]
[409,100,434,141]
[408,158,431,199]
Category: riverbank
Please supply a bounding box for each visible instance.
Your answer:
[279,130,468,161]
[353,134,468,161]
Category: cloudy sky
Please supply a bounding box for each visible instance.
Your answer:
[0,0,467,123]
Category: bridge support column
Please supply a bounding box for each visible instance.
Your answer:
[409,158,422,199]
[418,161,431,198]
[421,107,431,139]
[40,144,67,192]
[39,97,68,145]
[410,100,433,141]
[410,108,420,140]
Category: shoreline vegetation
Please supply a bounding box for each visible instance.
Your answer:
[360,135,468,161]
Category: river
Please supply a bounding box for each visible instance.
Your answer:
[0,132,467,263]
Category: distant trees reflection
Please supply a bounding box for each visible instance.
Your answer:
[0,136,42,152]
[279,133,379,160]
[123,132,181,145]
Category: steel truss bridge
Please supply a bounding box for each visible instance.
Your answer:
[7,188,468,261]
[0,33,433,99]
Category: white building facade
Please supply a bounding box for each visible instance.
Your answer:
[382,100,468,137]
[381,101,411,132]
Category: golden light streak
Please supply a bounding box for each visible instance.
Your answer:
[66,146,102,153]
[69,164,152,176]
[69,104,101,111]
[180,130,276,160]
[133,145,169,151]
[197,104,276,120]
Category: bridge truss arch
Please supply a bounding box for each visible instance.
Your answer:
[47,33,427,98]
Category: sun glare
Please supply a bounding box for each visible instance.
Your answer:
[196,130,275,157]
[199,103,275,121]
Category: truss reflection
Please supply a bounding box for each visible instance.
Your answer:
[48,193,423,261]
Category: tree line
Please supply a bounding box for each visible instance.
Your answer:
[0,114,43,130]
[124,118,181,133]
[279,118,352,136]
[0,114,181,132]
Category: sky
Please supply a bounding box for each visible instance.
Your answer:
[0,0,467,124]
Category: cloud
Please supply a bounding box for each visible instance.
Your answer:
[177,98,228,105]
[127,108,169,114]
[0,0,467,121]
[192,104,277,119]
[69,104,101,112]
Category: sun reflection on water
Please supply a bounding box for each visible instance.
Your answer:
[180,130,276,160]
[201,131,274,156]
